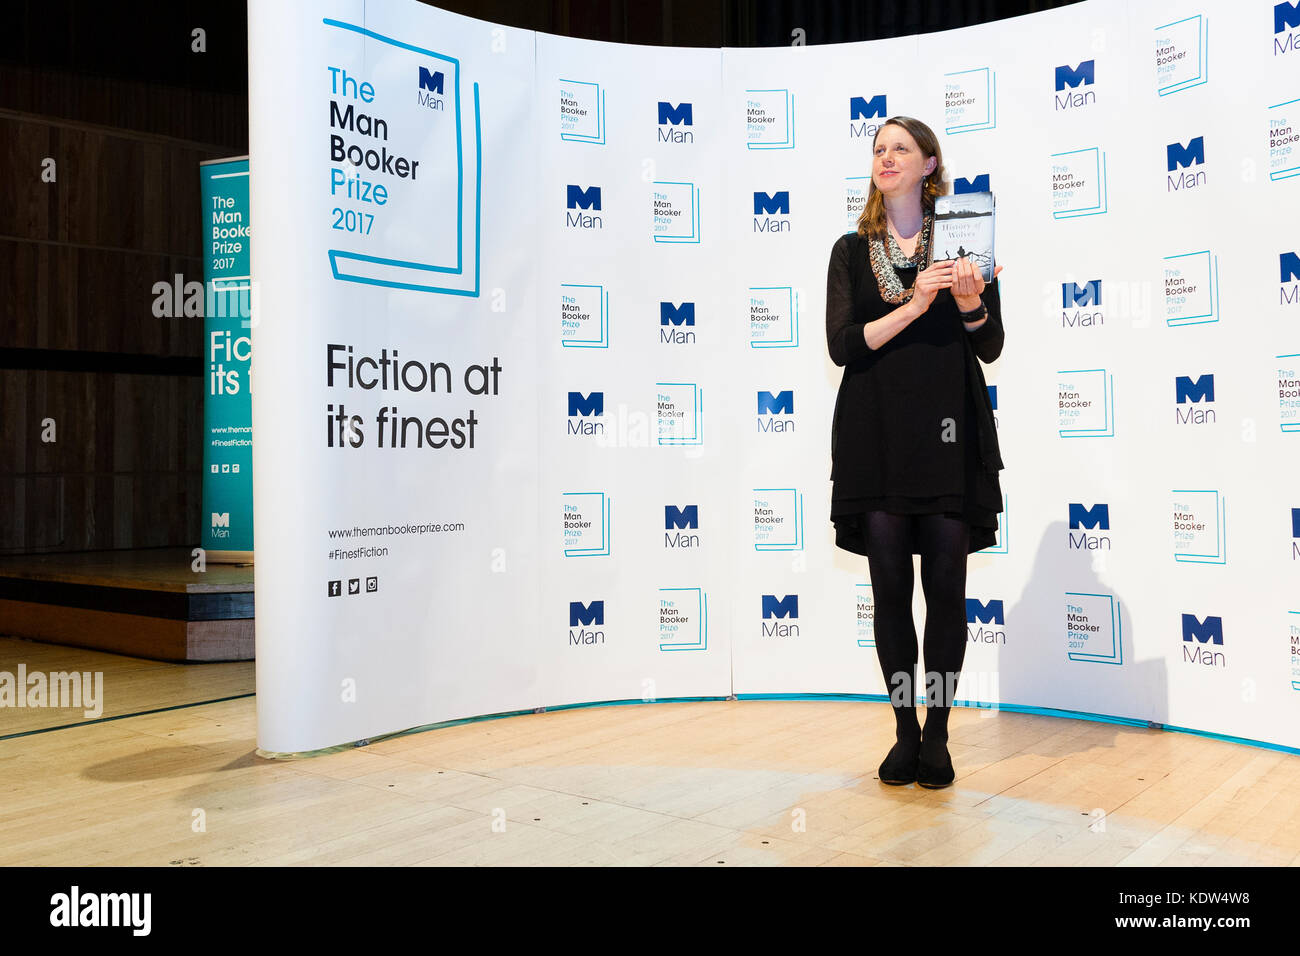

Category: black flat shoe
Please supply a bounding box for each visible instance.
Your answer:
[916,745,954,789]
[877,740,920,785]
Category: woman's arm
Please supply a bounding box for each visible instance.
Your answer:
[825,235,922,366]
[965,275,1004,364]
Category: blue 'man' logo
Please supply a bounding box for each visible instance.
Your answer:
[1069,503,1110,530]
[658,102,694,126]
[1063,280,1102,307]
[1292,507,1300,537]
[665,505,699,530]
[953,175,990,194]
[418,67,444,93]
[757,390,794,415]
[1277,2,1300,33]
[1175,375,1214,404]
[987,385,997,410]
[753,191,790,215]
[849,94,887,119]
[570,601,604,627]
[660,302,695,326]
[1055,61,1095,90]
[1181,613,1223,644]
[1281,252,1300,282]
[1166,137,1205,171]
[761,594,799,619]
[966,598,1004,625]
[568,391,603,416]
[566,185,602,210]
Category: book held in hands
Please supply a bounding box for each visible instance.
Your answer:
[933,191,995,282]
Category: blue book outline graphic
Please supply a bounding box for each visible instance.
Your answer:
[944,67,997,133]
[659,588,708,651]
[749,287,799,348]
[1172,490,1226,564]
[1066,591,1123,665]
[322,19,482,297]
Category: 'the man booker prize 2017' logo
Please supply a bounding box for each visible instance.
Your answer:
[656,383,703,445]
[1278,352,1300,432]
[659,588,707,651]
[1166,136,1207,192]
[753,488,803,551]
[855,584,875,647]
[1054,60,1095,111]
[665,505,700,549]
[560,79,605,144]
[321,29,481,297]
[1266,102,1299,181]
[1062,279,1103,329]
[563,492,611,557]
[569,600,605,646]
[1051,147,1108,218]
[1057,368,1113,437]
[745,89,794,149]
[761,594,799,638]
[560,283,608,348]
[1181,613,1225,668]
[1068,502,1111,551]
[1163,250,1219,326]
[1173,490,1226,564]
[657,101,694,144]
[1066,592,1122,664]
[652,181,700,243]
[1155,14,1208,96]
[944,67,996,133]
[749,288,798,348]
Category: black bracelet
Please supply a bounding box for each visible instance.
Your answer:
[959,301,987,320]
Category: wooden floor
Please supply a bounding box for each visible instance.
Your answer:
[2,640,1298,866]
[0,636,253,735]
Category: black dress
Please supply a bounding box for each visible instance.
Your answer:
[825,230,1005,556]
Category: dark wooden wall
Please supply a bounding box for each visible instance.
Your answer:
[0,0,1076,555]
[0,1,247,553]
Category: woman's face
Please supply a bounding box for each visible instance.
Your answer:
[872,124,937,200]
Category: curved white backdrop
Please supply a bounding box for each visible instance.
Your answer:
[249,0,1300,753]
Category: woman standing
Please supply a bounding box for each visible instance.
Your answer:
[825,116,1005,789]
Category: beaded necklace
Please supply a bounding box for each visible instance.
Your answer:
[868,212,934,304]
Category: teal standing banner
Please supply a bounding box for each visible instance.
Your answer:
[199,157,254,560]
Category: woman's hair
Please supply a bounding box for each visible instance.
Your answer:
[855,116,948,240]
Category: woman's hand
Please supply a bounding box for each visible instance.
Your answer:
[909,259,954,316]
[952,258,1003,312]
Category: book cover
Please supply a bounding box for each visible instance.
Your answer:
[933,191,995,282]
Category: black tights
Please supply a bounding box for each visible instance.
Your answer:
[864,511,970,756]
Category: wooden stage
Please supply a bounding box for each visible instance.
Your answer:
[1,634,1297,866]
[0,547,253,662]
